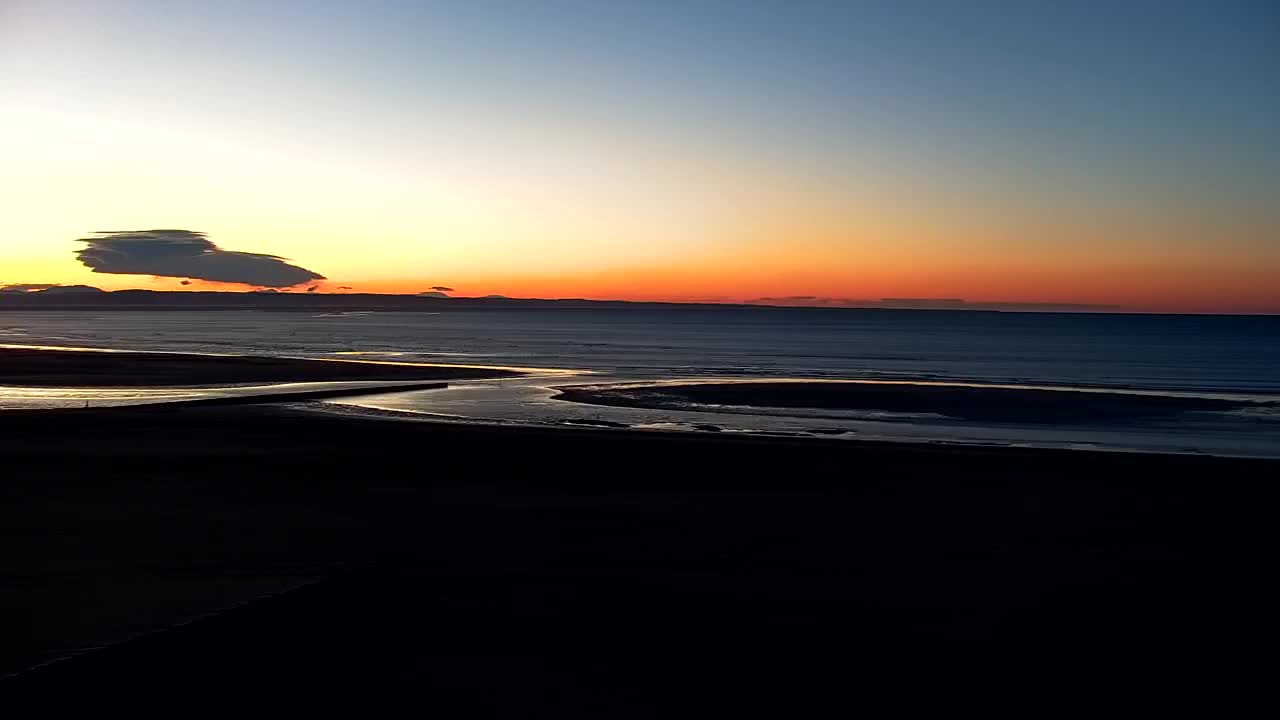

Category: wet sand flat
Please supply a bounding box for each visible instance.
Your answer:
[0,346,522,386]
[556,380,1266,422]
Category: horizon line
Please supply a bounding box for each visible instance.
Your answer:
[3,286,1278,316]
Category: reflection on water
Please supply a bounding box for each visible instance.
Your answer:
[321,374,1280,459]
[0,379,515,410]
[4,370,1279,457]
[0,385,205,408]
[2,311,1279,457]
[4,309,1278,393]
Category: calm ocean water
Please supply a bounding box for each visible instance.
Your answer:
[3,308,1279,456]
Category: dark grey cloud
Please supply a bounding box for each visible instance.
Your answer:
[179,280,192,286]
[75,230,325,288]
[307,285,319,293]
[430,286,455,292]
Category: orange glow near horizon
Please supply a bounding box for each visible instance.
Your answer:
[6,264,1277,314]
[5,164,1274,314]
[2,4,1277,316]
[5,213,1279,314]
[1,101,1276,315]
[340,264,1280,315]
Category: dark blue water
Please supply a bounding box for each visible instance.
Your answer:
[3,308,1277,392]
[4,308,1279,457]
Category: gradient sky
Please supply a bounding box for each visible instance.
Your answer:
[2,0,1277,311]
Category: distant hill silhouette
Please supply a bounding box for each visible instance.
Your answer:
[0,289,1116,313]
[37,285,107,295]
[0,284,105,295]
[0,290,726,311]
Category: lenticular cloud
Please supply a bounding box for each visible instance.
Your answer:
[76,230,325,288]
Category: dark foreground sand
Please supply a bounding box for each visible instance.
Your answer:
[0,346,522,386]
[2,401,1275,712]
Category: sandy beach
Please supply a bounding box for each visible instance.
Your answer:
[2,347,1276,711]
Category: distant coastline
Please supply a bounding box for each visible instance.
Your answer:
[0,288,1130,314]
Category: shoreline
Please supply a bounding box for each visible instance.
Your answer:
[553,380,1274,423]
[0,345,527,387]
[300,398,1280,460]
[5,347,1277,458]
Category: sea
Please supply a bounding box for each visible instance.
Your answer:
[3,308,1279,457]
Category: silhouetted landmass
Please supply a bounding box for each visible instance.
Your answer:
[0,284,105,295]
[0,347,521,386]
[556,381,1265,423]
[1,405,1274,712]
[0,289,1117,312]
[0,289,728,311]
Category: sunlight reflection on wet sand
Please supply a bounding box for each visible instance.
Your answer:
[0,343,581,409]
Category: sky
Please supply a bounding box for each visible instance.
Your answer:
[1,0,1277,312]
